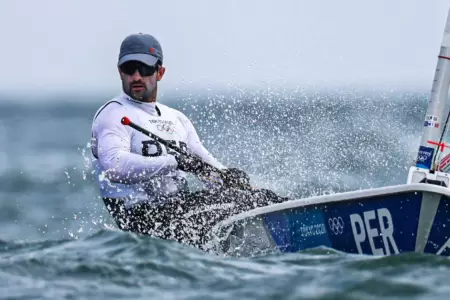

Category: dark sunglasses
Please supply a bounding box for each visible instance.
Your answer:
[120,61,158,77]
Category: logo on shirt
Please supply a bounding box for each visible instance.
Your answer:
[149,119,176,134]
[157,123,175,134]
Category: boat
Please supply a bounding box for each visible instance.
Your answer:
[209,8,450,257]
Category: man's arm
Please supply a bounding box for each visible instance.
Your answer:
[92,105,178,184]
[182,115,227,170]
[174,112,254,189]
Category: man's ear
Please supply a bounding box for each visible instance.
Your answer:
[157,66,166,81]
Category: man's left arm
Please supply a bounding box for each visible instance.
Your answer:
[180,113,253,190]
[181,115,228,187]
[183,117,226,170]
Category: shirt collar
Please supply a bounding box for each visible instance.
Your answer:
[120,92,161,116]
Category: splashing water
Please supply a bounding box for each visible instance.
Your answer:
[0,87,437,299]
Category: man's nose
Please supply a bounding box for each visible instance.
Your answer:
[130,70,142,80]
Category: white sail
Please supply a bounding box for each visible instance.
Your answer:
[416,9,450,171]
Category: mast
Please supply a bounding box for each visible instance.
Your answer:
[416,8,450,171]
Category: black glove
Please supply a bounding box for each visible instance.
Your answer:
[220,167,251,189]
[174,153,207,175]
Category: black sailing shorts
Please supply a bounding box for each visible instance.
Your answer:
[102,187,289,249]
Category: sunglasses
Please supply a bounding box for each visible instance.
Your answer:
[120,61,158,77]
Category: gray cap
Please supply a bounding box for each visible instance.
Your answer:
[118,33,163,67]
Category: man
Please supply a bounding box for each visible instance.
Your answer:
[91,33,289,250]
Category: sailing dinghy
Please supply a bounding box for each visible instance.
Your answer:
[210,8,450,257]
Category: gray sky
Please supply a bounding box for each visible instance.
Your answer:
[0,0,448,97]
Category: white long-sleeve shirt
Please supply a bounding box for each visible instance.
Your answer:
[91,92,226,206]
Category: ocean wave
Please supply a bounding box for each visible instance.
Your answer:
[1,231,449,299]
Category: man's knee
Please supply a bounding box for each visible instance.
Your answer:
[102,198,134,230]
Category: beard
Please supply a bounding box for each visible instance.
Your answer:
[123,81,156,102]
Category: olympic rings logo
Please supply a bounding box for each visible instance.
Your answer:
[417,155,427,162]
[328,217,344,235]
[157,123,175,134]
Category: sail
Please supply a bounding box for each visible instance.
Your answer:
[416,9,450,171]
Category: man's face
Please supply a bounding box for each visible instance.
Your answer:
[118,61,162,102]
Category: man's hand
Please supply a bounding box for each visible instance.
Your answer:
[220,167,252,190]
[173,153,205,174]
[173,152,252,190]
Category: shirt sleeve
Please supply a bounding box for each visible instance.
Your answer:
[181,113,227,170]
[92,104,178,184]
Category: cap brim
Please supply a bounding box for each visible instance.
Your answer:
[118,53,159,66]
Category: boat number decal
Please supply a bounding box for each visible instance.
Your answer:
[350,208,399,255]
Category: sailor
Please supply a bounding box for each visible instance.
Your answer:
[90,33,289,249]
